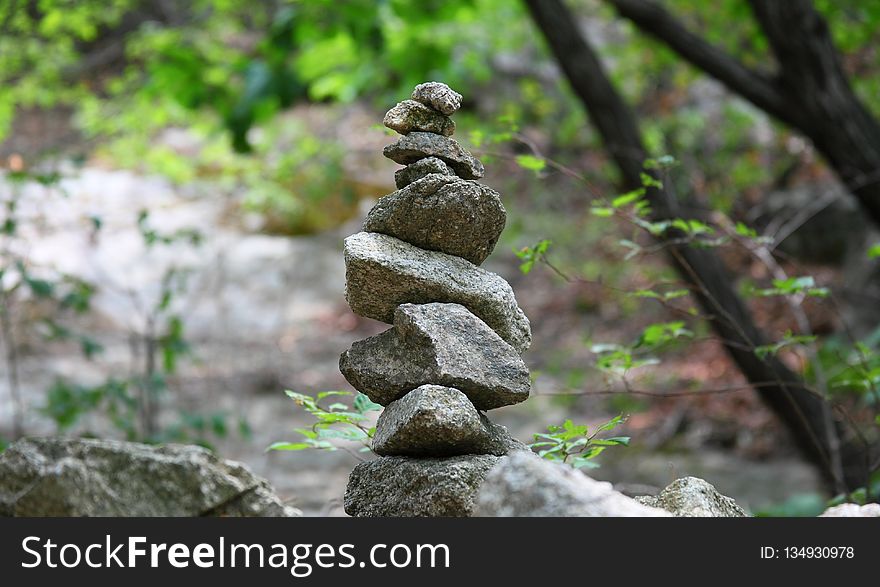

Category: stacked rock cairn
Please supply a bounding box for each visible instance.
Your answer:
[340,82,532,517]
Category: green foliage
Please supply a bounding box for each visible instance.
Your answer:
[269,390,382,454]
[514,239,552,275]
[747,276,829,299]
[530,415,630,469]
[754,332,818,360]
[868,243,880,259]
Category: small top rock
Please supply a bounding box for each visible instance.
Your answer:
[411,82,463,116]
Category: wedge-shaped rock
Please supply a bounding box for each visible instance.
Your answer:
[343,232,531,352]
[344,454,499,517]
[394,156,454,189]
[364,174,505,265]
[340,303,530,409]
[384,132,484,180]
[411,81,463,116]
[383,100,455,137]
[372,385,526,456]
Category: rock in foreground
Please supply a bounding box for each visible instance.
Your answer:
[344,454,500,517]
[340,303,530,409]
[820,503,880,517]
[343,232,531,353]
[363,174,506,265]
[474,451,669,517]
[635,477,747,517]
[372,385,524,456]
[0,438,300,517]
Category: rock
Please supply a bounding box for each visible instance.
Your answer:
[340,303,530,409]
[473,451,670,517]
[363,174,506,265]
[0,438,301,517]
[634,476,747,517]
[820,503,880,517]
[394,157,455,189]
[383,100,455,137]
[343,232,531,353]
[411,81,462,116]
[372,385,526,456]
[384,132,484,180]
[344,454,499,517]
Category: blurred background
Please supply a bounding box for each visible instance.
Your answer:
[1,0,879,516]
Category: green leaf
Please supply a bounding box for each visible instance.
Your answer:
[514,154,546,173]
[868,243,880,259]
[590,207,614,217]
[353,392,382,414]
[266,442,311,451]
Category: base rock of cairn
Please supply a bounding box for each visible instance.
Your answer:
[340,82,532,517]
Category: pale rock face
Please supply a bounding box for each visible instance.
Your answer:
[474,451,671,517]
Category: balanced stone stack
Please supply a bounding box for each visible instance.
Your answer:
[340,82,532,517]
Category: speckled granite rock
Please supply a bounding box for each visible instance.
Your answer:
[635,477,747,517]
[383,100,455,136]
[363,173,505,265]
[343,232,531,353]
[371,385,526,456]
[384,132,484,180]
[394,157,455,189]
[344,454,499,517]
[0,438,300,517]
[411,81,462,116]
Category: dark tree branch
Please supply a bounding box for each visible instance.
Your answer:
[606,0,880,227]
[523,0,868,491]
[606,0,795,127]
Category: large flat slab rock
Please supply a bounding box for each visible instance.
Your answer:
[344,454,500,517]
[383,100,455,136]
[394,157,455,189]
[0,438,301,517]
[363,174,505,265]
[411,81,462,116]
[383,132,484,180]
[474,451,670,517]
[340,303,530,409]
[343,232,531,353]
[372,384,526,456]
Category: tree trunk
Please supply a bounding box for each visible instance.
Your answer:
[523,0,871,492]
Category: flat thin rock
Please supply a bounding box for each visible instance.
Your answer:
[383,100,455,136]
[634,477,747,517]
[372,385,526,456]
[0,438,301,517]
[364,174,505,265]
[343,232,531,353]
[473,451,670,517]
[394,157,455,189]
[340,303,530,409]
[384,132,484,180]
[344,454,499,517]
[411,81,463,116]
